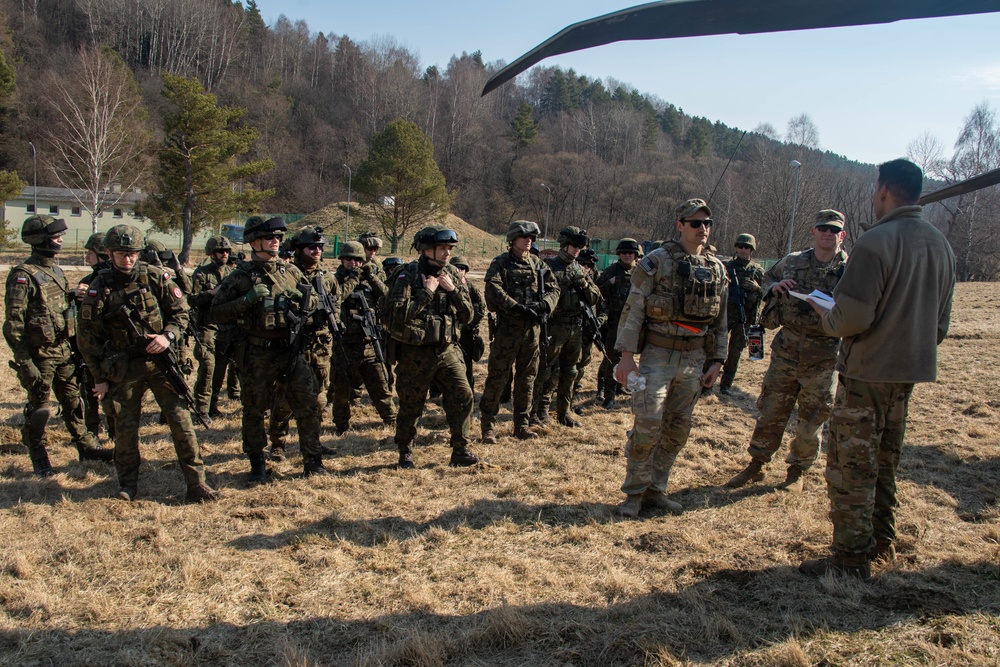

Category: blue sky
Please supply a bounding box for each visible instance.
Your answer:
[254,0,1000,166]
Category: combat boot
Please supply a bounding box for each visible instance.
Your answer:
[725,461,765,488]
[185,482,222,503]
[269,444,286,461]
[397,443,415,469]
[335,422,350,436]
[602,394,616,410]
[557,413,582,428]
[533,410,550,426]
[481,418,497,445]
[449,446,480,467]
[31,455,56,478]
[641,490,683,515]
[208,399,223,419]
[76,441,114,463]
[776,466,804,493]
[799,552,871,580]
[616,494,642,519]
[303,455,328,476]
[718,383,732,396]
[513,425,537,440]
[868,540,897,564]
[247,453,268,483]
[117,486,136,502]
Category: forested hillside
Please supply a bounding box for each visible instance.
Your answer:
[0,0,997,276]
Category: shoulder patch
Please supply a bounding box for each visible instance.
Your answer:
[15,275,27,284]
[163,270,172,281]
[88,288,98,297]
[172,287,183,299]
[638,256,657,275]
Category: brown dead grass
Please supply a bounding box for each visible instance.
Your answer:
[1,280,998,666]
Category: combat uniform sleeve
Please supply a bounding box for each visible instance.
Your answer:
[151,269,190,340]
[77,286,108,380]
[483,255,515,313]
[614,253,661,354]
[704,261,730,363]
[468,282,485,330]
[820,243,883,339]
[188,269,215,308]
[448,267,475,325]
[577,270,601,308]
[211,270,253,324]
[3,269,36,365]
[761,256,789,296]
[539,262,560,314]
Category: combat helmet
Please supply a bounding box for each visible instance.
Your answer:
[205,235,232,254]
[243,215,287,243]
[734,233,757,250]
[615,238,641,254]
[292,226,326,248]
[339,241,366,261]
[358,231,382,249]
[105,224,145,252]
[21,214,68,246]
[449,255,471,271]
[84,232,109,258]
[578,248,598,268]
[557,225,589,248]
[506,220,540,243]
[382,256,404,272]
[413,225,459,250]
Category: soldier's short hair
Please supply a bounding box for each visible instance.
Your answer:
[877,158,922,205]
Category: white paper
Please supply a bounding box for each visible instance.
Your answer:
[789,290,835,310]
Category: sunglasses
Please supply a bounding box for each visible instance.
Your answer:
[302,244,324,251]
[681,218,713,229]
[815,225,842,234]
[735,244,752,250]
[260,233,284,241]
[213,249,231,254]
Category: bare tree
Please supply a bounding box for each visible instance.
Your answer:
[43,46,150,233]
[907,131,946,178]
[950,102,1000,280]
[786,113,820,149]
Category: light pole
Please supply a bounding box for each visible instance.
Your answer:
[27,142,37,213]
[539,182,552,252]
[786,160,802,255]
[343,164,352,239]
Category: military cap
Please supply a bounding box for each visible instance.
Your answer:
[105,224,144,252]
[616,238,640,254]
[557,225,588,248]
[813,209,845,230]
[339,241,366,260]
[675,198,711,220]
[734,233,757,250]
[449,255,470,271]
[21,214,68,246]
[413,225,459,250]
[506,220,540,243]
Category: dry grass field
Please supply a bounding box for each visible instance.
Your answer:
[1,277,998,666]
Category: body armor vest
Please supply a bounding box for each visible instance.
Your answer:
[17,263,75,345]
[761,249,846,335]
[389,261,461,347]
[603,262,633,318]
[235,260,302,333]
[548,256,588,324]
[92,264,166,349]
[644,241,725,328]
[489,254,542,310]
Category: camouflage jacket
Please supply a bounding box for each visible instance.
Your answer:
[189,261,234,330]
[724,257,765,328]
[385,256,473,348]
[3,254,76,363]
[211,258,314,338]
[596,259,635,322]
[484,250,559,325]
[760,248,847,339]
[545,249,601,326]
[336,263,384,342]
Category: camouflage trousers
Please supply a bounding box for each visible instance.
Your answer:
[105,356,205,491]
[533,321,583,418]
[480,320,540,430]
[746,336,837,472]
[270,343,334,446]
[621,344,704,496]
[826,376,914,556]
[720,325,749,388]
[73,339,103,437]
[394,342,472,450]
[15,345,98,460]
[330,338,396,430]
[599,322,624,396]
[236,342,322,458]
[193,327,221,414]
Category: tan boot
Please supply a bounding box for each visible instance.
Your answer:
[481,428,497,445]
[641,490,683,515]
[513,426,537,440]
[775,466,804,493]
[616,494,643,519]
[725,461,765,488]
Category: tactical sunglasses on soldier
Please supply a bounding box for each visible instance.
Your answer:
[302,244,324,251]
[681,218,713,229]
[213,248,230,254]
[815,225,841,234]
[734,243,752,250]
[259,233,284,241]
[431,229,459,245]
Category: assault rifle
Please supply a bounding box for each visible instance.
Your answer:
[729,264,749,343]
[579,294,611,363]
[110,303,211,429]
[311,275,352,370]
[277,284,315,396]
[352,291,389,377]
[537,263,551,366]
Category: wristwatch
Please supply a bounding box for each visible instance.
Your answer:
[164,331,176,343]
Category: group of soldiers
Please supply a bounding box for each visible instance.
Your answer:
[4,158,955,581]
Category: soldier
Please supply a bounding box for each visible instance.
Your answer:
[726,211,849,493]
[384,226,480,468]
[359,232,387,282]
[188,236,236,418]
[4,216,114,474]
[596,238,641,409]
[73,232,113,439]
[479,221,559,443]
[329,241,396,434]
[382,255,404,277]
[269,226,341,459]
[711,233,765,395]
[531,226,601,427]
[449,255,485,392]
[211,216,328,480]
[143,239,194,377]
[614,199,728,518]
[77,224,218,501]
[572,247,606,414]
[800,159,955,579]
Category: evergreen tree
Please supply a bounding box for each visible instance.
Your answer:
[354,119,451,252]
[0,169,26,247]
[510,102,538,156]
[145,74,274,264]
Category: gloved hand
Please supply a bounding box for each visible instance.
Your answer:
[741,278,758,293]
[245,284,270,305]
[361,263,374,280]
[284,288,304,300]
[510,303,532,318]
[526,302,548,319]
[21,360,42,387]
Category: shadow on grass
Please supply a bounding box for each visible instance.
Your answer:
[2,560,997,666]
[902,443,1000,521]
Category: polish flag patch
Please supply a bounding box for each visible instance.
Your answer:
[15,276,27,284]
[88,288,98,297]
[163,271,172,281]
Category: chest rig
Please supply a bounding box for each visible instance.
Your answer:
[549,256,588,323]
[605,263,633,316]
[92,264,166,349]
[498,254,541,305]
[761,249,846,334]
[236,260,301,332]
[389,262,460,347]
[17,262,75,344]
[643,241,725,328]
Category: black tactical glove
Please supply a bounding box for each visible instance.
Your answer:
[526,301,548,319]
[510,303,532,318]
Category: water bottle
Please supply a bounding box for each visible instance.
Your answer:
[627,371,646,392]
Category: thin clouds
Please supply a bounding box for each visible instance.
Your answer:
[957,64,1000,91]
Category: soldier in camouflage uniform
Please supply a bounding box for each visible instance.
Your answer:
[4,216,114,474]
[329,241,396,435]
[188,235,235,418]
[531,226,601,427]
[571,247,606,414]
[359,232,387,282]
[384,226,480,468]
[614,199,729,518]
[78,224,218,502]
[143,240,195,383]
[479,221,559,443]
[268,226,341,459]
[711,233,765,395]
[449,255,485,392]
[596,238,640,409]
[726,211,848,493]
[73,232,114,439]
[211,216,328,480]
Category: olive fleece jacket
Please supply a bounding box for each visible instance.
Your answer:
[819,205,956,383]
